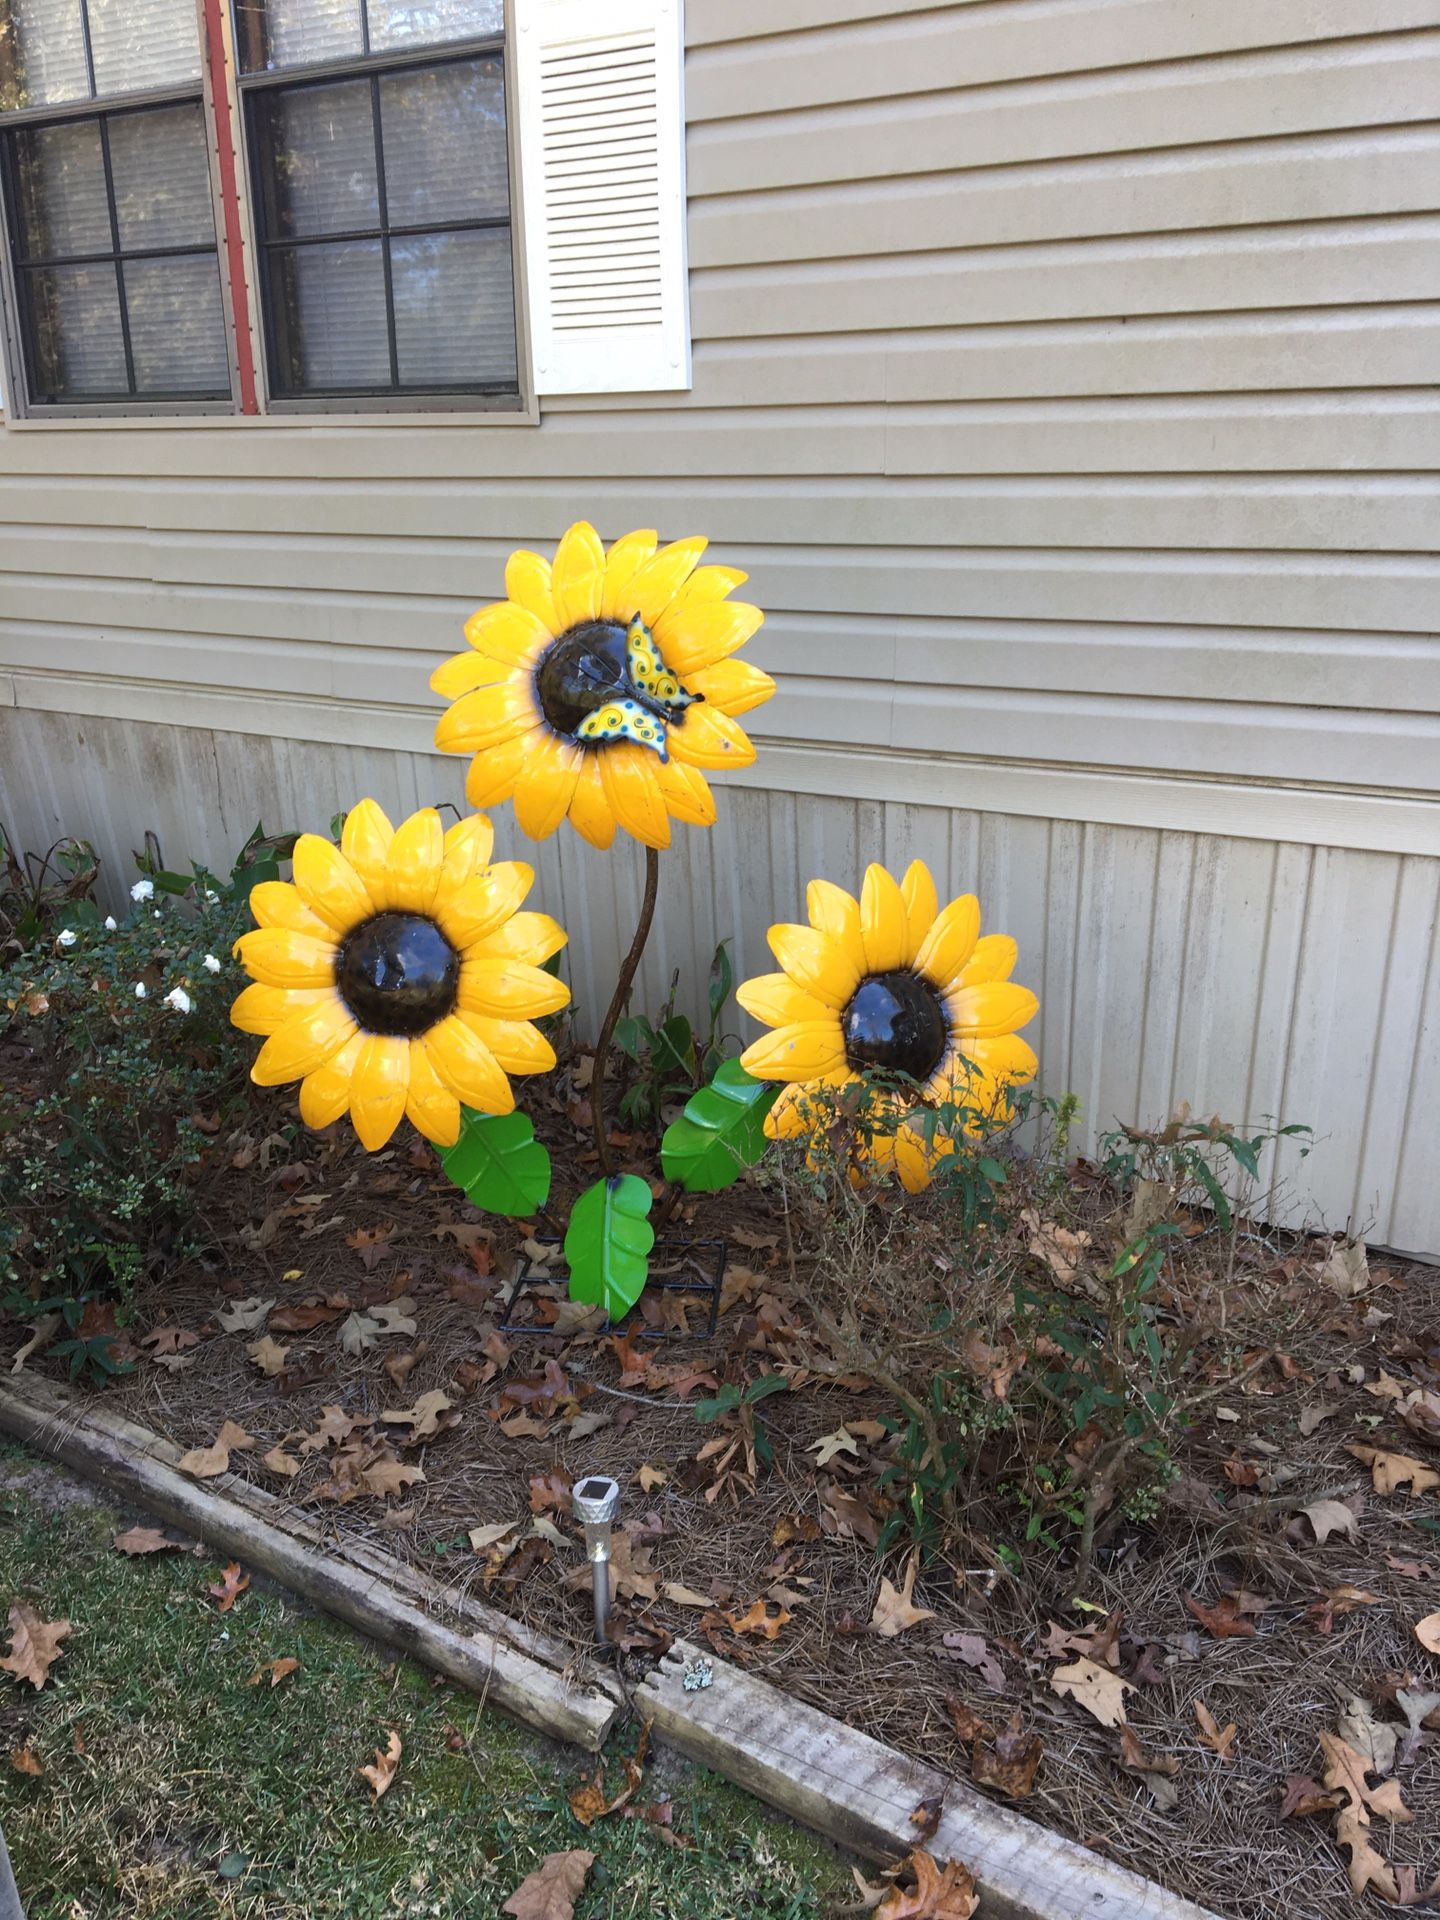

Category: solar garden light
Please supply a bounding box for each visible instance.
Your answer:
[571,1474,621,1648]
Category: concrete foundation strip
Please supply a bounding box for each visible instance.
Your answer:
[0,1372,1223,1920]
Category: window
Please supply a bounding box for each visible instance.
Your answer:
[0,0,690,417]
[0,0,232,406]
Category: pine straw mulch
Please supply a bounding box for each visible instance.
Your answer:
[4,1083,1440,1920]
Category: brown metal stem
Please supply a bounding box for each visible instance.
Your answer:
[591,845,661,1177]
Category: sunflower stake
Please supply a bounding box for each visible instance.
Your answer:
[589,846,661,1177]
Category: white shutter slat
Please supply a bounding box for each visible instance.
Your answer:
[515,0,690,395]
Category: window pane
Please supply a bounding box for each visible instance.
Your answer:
[24,261,128,397]
[0,0,90,111]
[379,56,508,228]
[269,239,390,389]
[392,228,514,387]
[9,120,112,259]
[87,0,202,98]
[367,0,502,52]
[109,103,217,249]
[123,254,229,391]
[234,0,363,73]
[253,79,379,238]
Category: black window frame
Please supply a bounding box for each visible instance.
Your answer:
[237,7,524,410]
[0,0,238,417]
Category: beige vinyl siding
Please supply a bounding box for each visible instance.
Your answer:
[1,0,1437,1244]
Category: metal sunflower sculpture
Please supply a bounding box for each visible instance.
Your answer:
[736,860,1039,1193]
[231,800,567,1155]
[431,520,773,851]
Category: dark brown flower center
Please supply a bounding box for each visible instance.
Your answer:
[535,620,665,737]
[336,912,459,1036]
[842,970,948,1082]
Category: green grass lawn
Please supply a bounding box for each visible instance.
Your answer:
[0,1461,850,1919]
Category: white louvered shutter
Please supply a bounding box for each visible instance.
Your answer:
[514,0,690,395]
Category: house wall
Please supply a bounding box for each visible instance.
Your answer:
[1,0,1437,1245]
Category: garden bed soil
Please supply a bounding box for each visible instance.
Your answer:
[5,1074,1440,1920]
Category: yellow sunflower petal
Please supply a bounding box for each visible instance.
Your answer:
[425,1013,515,1115]
[735,972,832,1029]
[437,861,533,950]
[956,934,1019,988]
[804,880,860,952]
[505,548,561,635]
[618,535,708,628]
[927,1032,1039,1108]
[386,808,444,914]
[667,706,757,771]
[654,601,766,676]
[914,893,981,990]
[741,1019,849,1083]
[470,910,568,968]
[859,864,909,974]
[299,1032,362,1129]
[231,981,330,1036]
[462,600,551,667]
[459,1012,557,1076]
[513,735,584,841]
[867,1112,954,1195]
[944,981,1040,1038]
[899,860,939,963]
[438,813,495,892]
[684,657,776,720]
[291,834,374,936]
[464,733,533,810]
[233,927,337,988]
[551,521,605,628]
[457,958,569,1019]
[563,755,617,849]
[340,799,396,912]
[350,1033,410,1151]
[406,1037,462,1148]
[435,681,542,756]
[251,993,357,1087]
[762,1069,857,1140]
[600,528,658,618]
[249,880,330,938]
[599,743,671,849]
[431,650,506,701]
[654,757,716,828]
[766,922,863,1009]
[663,562,747,614]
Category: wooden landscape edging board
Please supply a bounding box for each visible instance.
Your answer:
[638,1641,1226,1920]
[0,1373,1225,1920]
[0,1370,619,1751]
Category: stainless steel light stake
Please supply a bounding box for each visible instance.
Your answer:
[571,1473,621,1647]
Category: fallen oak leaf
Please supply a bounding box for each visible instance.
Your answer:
[357,1728,401,1802]
[8,1745,42,1777]
[113,1525,180,1556]
[661,1581,713,1609]
[939,1631,1006,1691]
[1335,1804,1402,1903]
[369,1296,418,1337]
[501,1849,595,1920]
[217,1296,274,1333]
[871,1552,936,1639]
[1347,1445,1440,1497]
[971,1711,1042,1800]
[1386,1554,1438,1580]
[338,1310,381,1356]
[177,1419,256,1480]
[809,1425,860,1467]
[1318,1731,1412,1824]
[1414,1612,1440,1656]
[1117,1725,1180,1810]
[1193,1700,1238,1764]
[1184,1592,1257,1640]
[875,1849,979,1920]
[246,1335,291,1377]
[380,1390,458,1442]
[207,1562,250,1612]
[1051,1657,1136,1729]
[247,1656,299,1688]
[262,1445,302,1479]
[1280,1775,1343,1819]
[0,1604,70,1690]
[724,1599,790,1641]
[468,1521,521,1554]
[1301,1497,1360,1546]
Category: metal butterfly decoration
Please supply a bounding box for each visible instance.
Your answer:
[573,614,701,762]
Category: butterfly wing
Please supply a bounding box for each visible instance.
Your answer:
[576,698,669,759]
[627,615,699,713]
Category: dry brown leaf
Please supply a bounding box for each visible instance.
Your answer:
[1319,1238,1369,1298]
[358,1728,401,1801]
[262,1445,303,1479]
[0,1604,70,1690]
[370,1296,418,1336]
[380,1389,457,1441]
[871,1552,935,1639]
[1338,1695,1399,1776]
[661,1581,712,1608]
[247,1657,299,1688]
[468,1521,520,1553]
[1414,1611,1440,1655]
[9,1745,43,1776]
[207,1562,250,1613]
[809,1425,860,1467]
[636,1463,668,1492]
[1279,1774,1343,1819]
[177,1419,256,1480]
[1184,1592,1257,1640]
[875,1849,979,1920]
[724,1599,790,1641]
[1335,1805,1402,1902]
[113,1525,179,1556]
[1347,1445,1440,1498]
[1117,1725,1180,1810]
[1318,1731,1412,1825]
[1020,1208,1092,1287]
[971,1712,1042,1800]
[1301,1498,1359,1546]
[1193,1700,1238,1764]
[246,1335,291,1377]
[217,1296,274,1333]
[1051,1657,1135,1729]
[501,1849,596,1920]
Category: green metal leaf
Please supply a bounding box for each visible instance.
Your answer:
[660,1058,778,1193]
[439,1109,551,1218]
[564,1174,654,1321]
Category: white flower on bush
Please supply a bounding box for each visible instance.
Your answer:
[204,889,219,904]
[164,987,193,1014]
[203,954,221,974]
[104,915,118,931]
[134,982,147,999]
[130,878,154,902]
[56,928,77,948]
